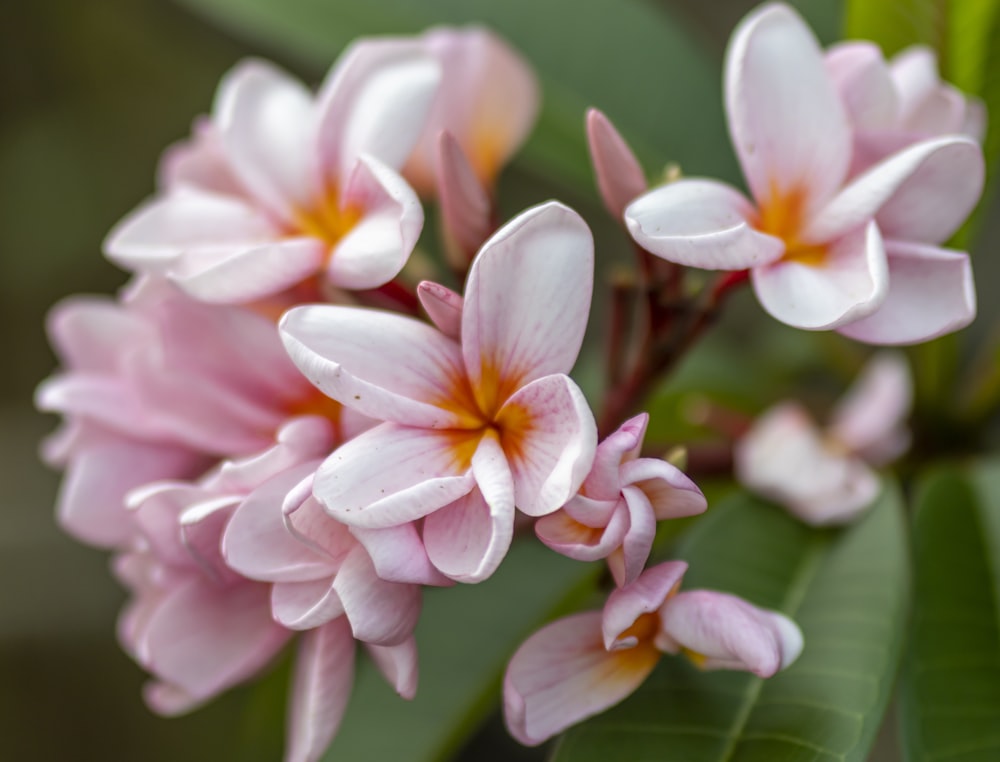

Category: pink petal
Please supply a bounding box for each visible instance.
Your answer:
[534,501,629,563]
[350,524,451,586]
[726,4,850,214]
[316,40,441,186]
[223,463,335,583]
[143,682,204,717]
[619,458,707,520]
[286,617,356,762]
[873,137,984,245]
[890,47,947,125]
[586,108,647,219]
[424,488,514,583]
[45,296,153,373]
[752,222,888,330]
[366,637,418,700]
[279,306,471,428]
[837,241,975,345]
[625,179,784,270]
[283,492,357,568]
[214,59,319,223]
[603,561,688,649]
[313,424,476,529]
[36,375,155,441]
[802,136,981,244]
[617,487,658,586]
[158,116,243,197]
[582,413,647,501]
[825,42,898,131]
[334,546,421,645]
[658,590,803,675]
[499,374,598,517]
[104,190,278,272]
[435,131,492,257]
[417,281,464,340]
[503,611,658,746]
[178,498,240,583]
[829,352,912,464]
[462,202,593,403]
[271,578,344,630]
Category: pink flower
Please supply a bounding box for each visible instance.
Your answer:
[279,202,598,582]
[826,42,986,175]
[403,26,539,194]
[624,3,982,345]
[503,561,802,745]
[735,352,911,525]
[105,42,441,303]
[535,413,706,586]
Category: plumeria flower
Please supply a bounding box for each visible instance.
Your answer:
[826,42,986,175]
[624,3,983,344]
[503,561,802,745]
[403,26,539,195]
[535,413,706,586]
[279,201,598,583]
[105,42,441,304]
[735,352,911,525]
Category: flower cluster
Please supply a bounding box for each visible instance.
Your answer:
[37,3,985,759]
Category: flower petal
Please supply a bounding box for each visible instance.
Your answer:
[500,374,598,517]
[658,590,803,675]
[350,524,451,586]
[334,546,421,646]
[534,501,629,563]
[417,281,464,340]
[271,578,344,630]
[424,488,514,584]
[625,179,783,270]
[279,305,469,428]
[316,40,441,186]
[45,296,153,373]
[313,424,476,529]
[752,222,888,330]
[837,241,975,345]
[602,561,688,649]
[286,617,356,762]
[366,637,418,700]
[825,42,898,131]
[580,413,647,501]
[462,202,593,400]
[435,131,492,258]
[587,108,647,220]
[617,487,658,587]
[619,457,707,520]
[503,611,658,746]
[726,4,850,213]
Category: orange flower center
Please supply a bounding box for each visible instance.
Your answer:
[292,187,362,255]
[755,184,828,267]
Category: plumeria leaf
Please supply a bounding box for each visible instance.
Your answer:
[177,0,735,194]
[321,539,599,761]
[899,462,1000,761]
[551,485,908,761]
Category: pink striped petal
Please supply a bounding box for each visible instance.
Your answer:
[625,179,783,270]
[350,524,450,586]
[286,618,356,762]
[271,578,344,630]
[334,546,421,645]
[503,611,658,746]
[829,352,912,464]
[587,108,647,220]
[417,281,464,340]
[726,4,850,214]
[603,561,688,649]
[462,202,593,403]
[279,306,471,428]
[619,458,707,520]
[316,40,441,186]
[658,590,803,675]
[424,488,514,583]
[366,637,418,700]
[837,241,975,345]
[752,222,888,330]
[500,374,598,517]
[313,424,476,529]
[435,131,492,257]
[214,59,319,222]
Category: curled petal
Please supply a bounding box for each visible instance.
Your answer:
[417,281,464,340]
[603,561,688,649]
[366,636,419,700]
[625,179,783,270]
[271,578,344,630]
[334,546,421,646]
[658,590,803,676]
[534,501,629,563]
[752,222,888,331]
[582,413,647,501]
[351,523,450,586]
[587,108,647,220]
[424,487,514,583]
[617,487,658,587]
[619,457,707,520]
[837,241,975,346]
[503,611,658,746]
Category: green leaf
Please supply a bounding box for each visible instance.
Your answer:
[177,0,735,195]
[551,485,909,761]
[323,539,599,761]
[900,462,1000,761]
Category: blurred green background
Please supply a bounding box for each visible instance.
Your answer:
[2,0,996,759]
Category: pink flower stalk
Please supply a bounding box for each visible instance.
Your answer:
[735,352,911,525]
[826,42,986,175]
[624,3,983,345]
[105,42,441,304]
[535,413,706,586]
[403,26,539,195]
[279,202,598,583]
[503,561,803,745]
[36,277,371,548]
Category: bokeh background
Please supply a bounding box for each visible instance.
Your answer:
[2,0,997,759]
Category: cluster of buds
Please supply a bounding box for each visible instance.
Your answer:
[36,3,985,760]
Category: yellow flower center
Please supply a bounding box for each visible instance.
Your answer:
[755,184,828,267]
[292,187,362,253]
